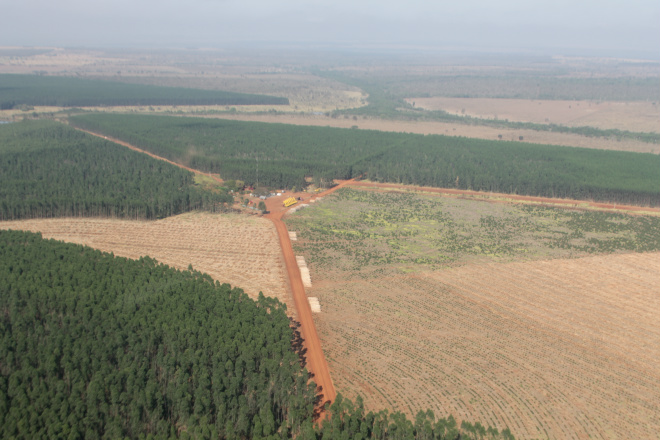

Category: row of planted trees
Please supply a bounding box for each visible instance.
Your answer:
[0,120,233,221]
[69,113,660,207]
[0,74,289,108]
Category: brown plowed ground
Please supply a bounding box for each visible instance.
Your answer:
[307,252,660,440]
[285,188,660,439]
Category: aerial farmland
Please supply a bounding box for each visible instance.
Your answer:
[1,40,659,440]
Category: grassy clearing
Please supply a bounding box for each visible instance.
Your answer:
[285,188,660,439]
[285,188,660,275]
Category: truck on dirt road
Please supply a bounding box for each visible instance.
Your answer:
[283,197,298,208]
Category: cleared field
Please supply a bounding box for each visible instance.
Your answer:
[285,189,660,439]
[312,253,659,440]
[0,212,291,307]
[407,97,660,134]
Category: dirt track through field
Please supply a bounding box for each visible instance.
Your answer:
[263,180,355,408]
[73,126,224,183]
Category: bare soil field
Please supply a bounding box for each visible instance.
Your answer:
[286,189,660,439]
[407,97,660,134]
[310,253,659,440]
[0,212,291,307]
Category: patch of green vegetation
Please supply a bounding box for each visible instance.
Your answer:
[0,120,233,220]
[69,113,660,206]
[0,73,288,109]
[193,173,225,192]
[285,188,660,275]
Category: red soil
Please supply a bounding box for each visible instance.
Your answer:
[263,179,356,410]
[73,123,340,414]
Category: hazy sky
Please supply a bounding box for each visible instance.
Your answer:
[3,0,659,57]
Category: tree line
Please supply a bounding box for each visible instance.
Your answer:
[0,74,288,109]
[0,229,317,439]
[70,113,660,207]
[0,120,233,220]
[315,70,660,144]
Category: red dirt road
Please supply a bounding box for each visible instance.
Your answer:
[266,212,336,407]
[264,180,356,408]
[72,123,339,410]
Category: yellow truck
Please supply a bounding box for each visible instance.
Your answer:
[283,197,298,208]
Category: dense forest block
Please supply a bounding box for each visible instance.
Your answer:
[0,230,315,439]
[0,74,288,107]
[0,120,232,220]
[70,113,660,206]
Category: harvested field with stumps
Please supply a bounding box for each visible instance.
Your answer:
[0,212,291,307]
[285,188,660,440]
[313,253,659,440]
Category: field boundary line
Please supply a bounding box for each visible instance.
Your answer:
[347,180,660,215]
[67,123,224,184]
